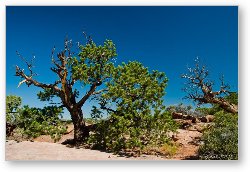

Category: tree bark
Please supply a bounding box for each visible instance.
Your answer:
[70,107,89,145]
[212,98,238,114]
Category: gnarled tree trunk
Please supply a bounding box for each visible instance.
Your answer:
[212,98,238,114]
[70,107,89,145]
[182,58,238,114]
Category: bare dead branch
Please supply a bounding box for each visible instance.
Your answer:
[15,65,60,92]
[182,58,238,113]
[16,51,37,77]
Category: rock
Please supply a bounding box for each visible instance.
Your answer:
[195,126,204,133]
[206,115,215,122]
[191,117,199,123]
[199,116,208,123]
[198,115,214,123]
[172,134,179,142]
[186,115,193,120]
[181,120,192,129]
[182,115,188,119]
[172,112,183,119]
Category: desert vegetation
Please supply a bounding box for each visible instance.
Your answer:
[6,95,67,141]
[6,35,238,160]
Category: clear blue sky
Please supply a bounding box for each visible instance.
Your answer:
[6,6,238,119]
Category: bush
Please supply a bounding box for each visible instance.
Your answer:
[6,95,22,125]
[6,95,67,142]
[198,111,238,160]
[88,109,178,153]
[17,105,67,141]
[167,103,205,117]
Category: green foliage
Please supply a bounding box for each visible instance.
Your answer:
[89,111,177,153]
[167,103,205,117]
[6,95,22,113]
[198,111,238,160]
[196,106,219,115]
[167,103,192,115]
[6,95,66,141]
[6,96,66,141]
[6,95,22,125]
[37,88,60,102]
[159,143,178,156]
[225,92,238,105]
[69,40,116,85]
[17,105,67,141]
[88,61,177,153]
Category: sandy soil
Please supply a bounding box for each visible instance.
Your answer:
[6,124,165,160]
[6,123,204,160]
[5,140,166,161]
[172,129,202,159]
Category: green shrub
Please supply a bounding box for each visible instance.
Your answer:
[17,105,67,141]
[198,111,238,160]
[6,95,22,125]
[6,95,67,141]
[88,109,177,153]
[167,103,205,117]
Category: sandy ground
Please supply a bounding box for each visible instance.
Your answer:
[5,140,165,161]
[173,129,202,159]
[6,123,204,160]
[6,124,165,160]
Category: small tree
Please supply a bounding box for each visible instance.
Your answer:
[88,61,177,152]
[18,105,66,141]
[6,95,22,136]
[6,95,66,140]
[15,36,117,144]
[6,95,22,112]
[181,58,238,114]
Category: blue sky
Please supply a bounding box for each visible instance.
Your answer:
[6,6,238,119]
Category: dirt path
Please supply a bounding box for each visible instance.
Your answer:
[5,140,165,160]
[173,129,202,159]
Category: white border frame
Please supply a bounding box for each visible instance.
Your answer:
[1,1,249,172]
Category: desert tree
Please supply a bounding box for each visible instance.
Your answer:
[181,58,238,114]
[15,35,117,144]
[6,95,22,136]
[88,62,178,152]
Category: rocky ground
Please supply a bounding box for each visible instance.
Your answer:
[6,114,211,160]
